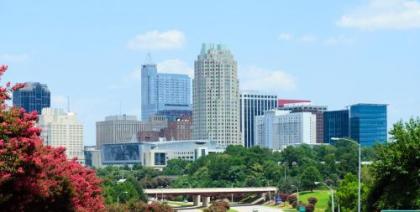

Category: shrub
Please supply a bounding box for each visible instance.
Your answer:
[307,197,318,205]
[287,194,297,206]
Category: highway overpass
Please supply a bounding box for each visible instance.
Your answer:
[144,187,277,207]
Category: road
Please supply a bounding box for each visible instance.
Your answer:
[176,205,283,212]
[231,205,283,212]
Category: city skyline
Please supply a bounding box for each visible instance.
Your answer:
[2,0,420,145]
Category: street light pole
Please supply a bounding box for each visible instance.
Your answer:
[331,137,361,212]
[315,182,334,212]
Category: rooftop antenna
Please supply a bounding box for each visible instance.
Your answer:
[145,52,153,64]
[67,96,70,113]
[119,101,122,116]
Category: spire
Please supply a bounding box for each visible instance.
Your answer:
[145,52,153,64]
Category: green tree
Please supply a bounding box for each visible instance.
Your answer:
[366,118,420,210]
[300,166,321,191]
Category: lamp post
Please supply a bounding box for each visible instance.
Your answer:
[331,137,361,212]
[315,182,334,212]
[277,161,288,180]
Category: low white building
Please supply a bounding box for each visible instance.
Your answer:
[38,108,84,163]
[254,110,316,150]
[99,139,225,169]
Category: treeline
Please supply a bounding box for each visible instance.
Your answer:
[167,140,377,192]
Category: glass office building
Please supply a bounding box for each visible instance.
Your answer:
[141,64,191,121]
[12,82,50,114]
[240,91,277,147]
[323,110,349,143]
[350,104,387,146]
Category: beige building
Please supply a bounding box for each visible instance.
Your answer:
[38,108,84,163]
[193,43,241,146]
[96,114,144,148]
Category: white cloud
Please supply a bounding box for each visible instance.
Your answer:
[157,59,193,77]
[278,32,293,41]
[337,0,420,30]
[299,34,317,43]
[324,35,353,45]
[127,30,186,50]
[239,66,296,92]
[0,53,29,63]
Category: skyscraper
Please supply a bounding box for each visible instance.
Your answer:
[141,64,191,121]
[193,43,241,146]
[349,103,387,146]
[280,104,327,143]
[12,82,50,114]
[324,110,349,143]
[254,110,316,150]
[240,91,277,147]
[96,114,144,148]
[38,108,84,163]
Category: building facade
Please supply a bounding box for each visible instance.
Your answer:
[100,140,225,168]
[141,63,191,121]
[323,110,349,143]
[349,104,387,146]
[13,82,51,114]
[96,114,144,148]
[162,116,192,141]
[277,99,311,107]
[193,43,241,146]
[240,91,277,147]
[255,110,316,150]
[38,108,84,163]
[280,104,327,143]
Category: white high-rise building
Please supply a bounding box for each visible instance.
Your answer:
[193,43,241,146]
[254,110,316,150]
[38,108,84,163]
[96,114,144,148]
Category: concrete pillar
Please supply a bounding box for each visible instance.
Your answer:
[193,195,201,206]
[202,197,210,207]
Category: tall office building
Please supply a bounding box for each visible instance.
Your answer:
[240,91,277,147]
[141,64,158,121]
[350,104,387,146]
[38,108,84,163]
[13,82,50,114]
[254,110,316,150]
[96,114,144,148]
[141,64,191,121]
[193,43,241,146]
[324,110,349,143]
[280,104,327,143]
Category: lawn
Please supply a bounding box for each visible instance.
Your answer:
[298,189,331,211]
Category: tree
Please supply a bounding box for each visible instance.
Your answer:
[366,118,420,210]
[0,65,104,211]
[300,166,321,191]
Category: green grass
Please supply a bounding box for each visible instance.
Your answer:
[227,209,238,212]
[298,190,331,211]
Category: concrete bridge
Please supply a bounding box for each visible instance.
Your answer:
[144,187,277,207]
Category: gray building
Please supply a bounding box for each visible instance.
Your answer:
[193,43,241,146]
[141,63,191,121]
[96,114,144,148]
[13,82,50,114]
[240,91,277,148]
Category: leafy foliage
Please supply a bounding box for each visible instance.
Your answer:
[0,65,104,211]
[366,118,420,210]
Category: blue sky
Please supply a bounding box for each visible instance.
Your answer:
[1,0,419,145]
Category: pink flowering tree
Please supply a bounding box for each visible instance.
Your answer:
[0,65,105,211]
